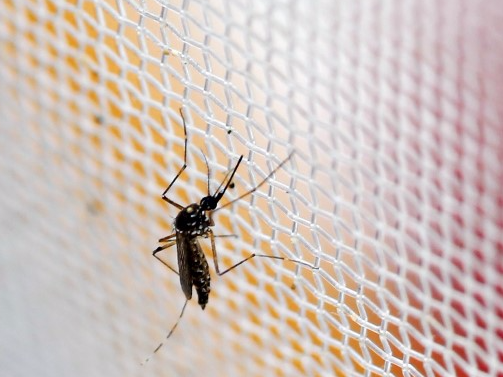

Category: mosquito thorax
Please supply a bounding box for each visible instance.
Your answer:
[174,203,208,232]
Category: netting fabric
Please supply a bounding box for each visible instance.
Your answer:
[1,0,502,376]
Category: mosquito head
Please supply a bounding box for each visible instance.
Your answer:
[199,194,220,211]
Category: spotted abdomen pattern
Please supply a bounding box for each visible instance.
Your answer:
[188,239,211,310]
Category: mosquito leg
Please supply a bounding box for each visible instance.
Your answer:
[161,108,189,210]
[161,196,184,210]
[209,230,317,276]
[218,254,317,276]
[159,233,177,243]
[153,240,179,275]
[141,299,189,365]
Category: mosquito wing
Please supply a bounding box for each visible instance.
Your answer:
[176,232,193,300]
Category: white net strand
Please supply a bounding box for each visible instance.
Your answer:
[1,0,503,376]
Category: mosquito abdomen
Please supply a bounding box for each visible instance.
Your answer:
[189,239,211,309]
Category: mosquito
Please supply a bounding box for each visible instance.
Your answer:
[142,108,315,364]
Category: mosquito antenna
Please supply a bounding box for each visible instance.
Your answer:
[141,300,189,365]
[178,108,188,168]
[213,163,237,196]
[199,149,211,196]
[213,155,243,202]
[214,151,294,212]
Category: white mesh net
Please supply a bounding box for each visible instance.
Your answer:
[1,0,503,376]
